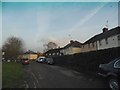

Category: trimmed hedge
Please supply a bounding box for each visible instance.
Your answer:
[53,47,120,74]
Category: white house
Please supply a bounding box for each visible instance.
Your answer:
[81,26,120,52]
[97,27,120,50]
[60,40,82,55]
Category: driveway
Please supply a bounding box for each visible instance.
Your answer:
[23,61,108,88]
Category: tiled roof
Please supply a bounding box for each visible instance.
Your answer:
[44,48,63,54]
[63,40,82,49]
[84,26,120,44]
[23,51,37,54]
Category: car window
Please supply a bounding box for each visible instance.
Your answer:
[114,59,120,68]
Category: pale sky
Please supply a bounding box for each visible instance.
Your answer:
[1,0,119,52]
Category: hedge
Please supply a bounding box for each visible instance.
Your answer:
[53,47,120,74]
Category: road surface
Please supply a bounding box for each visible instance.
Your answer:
[23,61,108,88]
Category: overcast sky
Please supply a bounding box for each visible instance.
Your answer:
[1,1,119,52]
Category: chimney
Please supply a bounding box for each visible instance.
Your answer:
[70,40,74,43]
[102,27,108,33]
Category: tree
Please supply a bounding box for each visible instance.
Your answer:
[2,36,24,60]
[43,41,57,52]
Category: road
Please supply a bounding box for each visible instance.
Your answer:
[23,61,108,88]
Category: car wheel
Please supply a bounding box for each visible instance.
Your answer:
[108,77,119,90]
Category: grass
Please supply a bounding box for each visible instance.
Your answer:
[2,62,25,88]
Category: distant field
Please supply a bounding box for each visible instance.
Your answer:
[2,62,25,88]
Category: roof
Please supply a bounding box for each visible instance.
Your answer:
[23,50,37,54]
[84,26,120,44]
[44,48,63,54]
[63,40,82,49]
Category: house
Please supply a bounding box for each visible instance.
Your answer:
[21,50,38,60]
[37,52,45,57]
[81,26,120,52]
[60,40,82,55]
[44,47,63,57]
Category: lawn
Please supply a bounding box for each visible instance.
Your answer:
[2,62,25,88]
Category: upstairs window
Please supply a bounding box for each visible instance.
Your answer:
[118,35,120,40]
[92,43,94,47]
[88,44,90,48]
[82,45,84,48]
[99,40,102,46]
[105,38,108,44]
[53,53,55,55]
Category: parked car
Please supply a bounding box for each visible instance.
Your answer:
[98,57,120,90]
[46,58,55,65]
[21,59,29,65]
[36,57,46,63]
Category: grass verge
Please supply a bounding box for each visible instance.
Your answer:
[2,62,25,88]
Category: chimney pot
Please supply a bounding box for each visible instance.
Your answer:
[102,27,108,33]
[70,40,74,43]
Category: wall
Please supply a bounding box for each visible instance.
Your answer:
[71,47,81,54]
[81,42,97,53]
[117,34,120,46]
[60,47,81,55]
[29,54,38,60]
[97,35,119,50]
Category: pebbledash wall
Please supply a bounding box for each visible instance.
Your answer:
[97,34,120,50]
[81,26,120,53]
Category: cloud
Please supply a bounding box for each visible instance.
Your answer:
[69,2,108,33]
[34,11,51,43]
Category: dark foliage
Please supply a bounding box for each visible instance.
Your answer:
[53,47,120,74]
[2,36,24,60]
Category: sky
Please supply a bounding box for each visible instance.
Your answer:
[1,1,119,52]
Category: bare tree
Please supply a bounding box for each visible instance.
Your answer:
[2,36,24,60]
[43,41,57,52]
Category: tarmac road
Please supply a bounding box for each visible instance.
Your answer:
[23,61,108,88]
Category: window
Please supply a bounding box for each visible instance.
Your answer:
[114,59,120,68]
[99,40,101,46]
[2,52,5,55]
[88,44,90,48]
[118,35,120,40]
[82,45,84,48]
[57,52,59,55]
[105,38,108,44]
[53,53,55,55]
[92,43,94,47]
